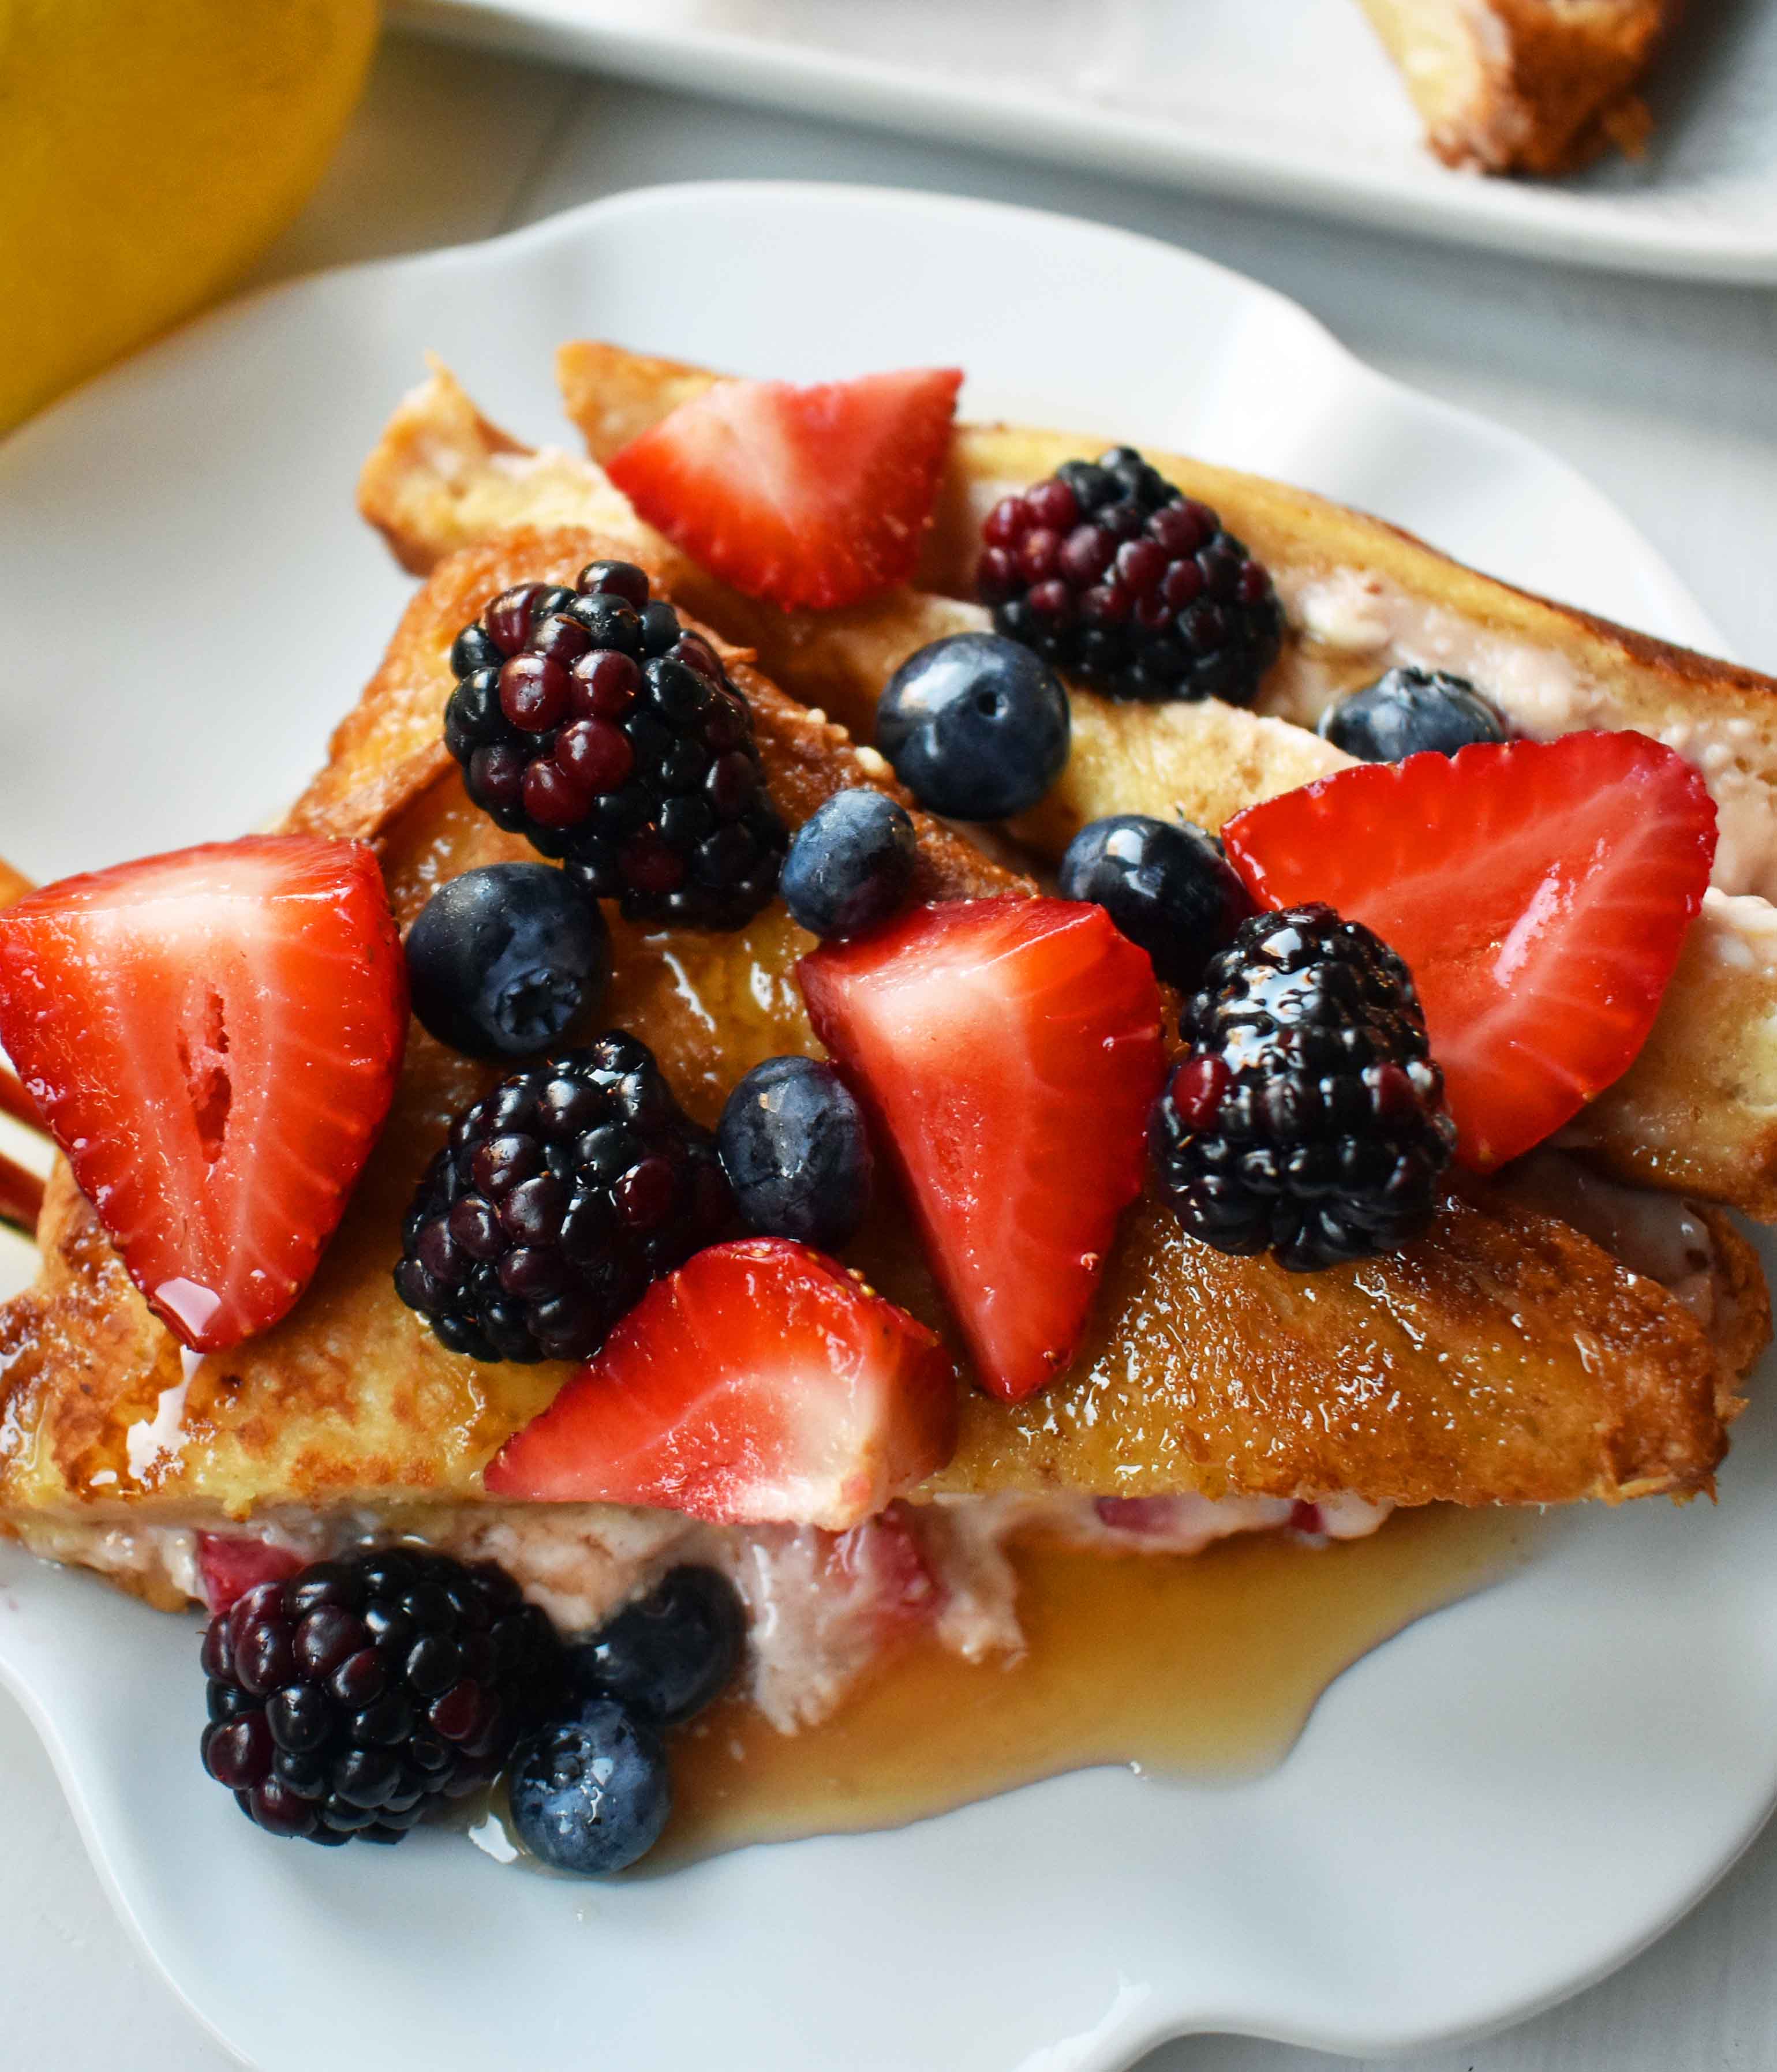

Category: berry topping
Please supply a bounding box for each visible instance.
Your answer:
[484,1238,956,1530]
[196,1534,302,1616]
[876,632,1070,820]
[606,367,963,610]
[1151,905,1456,1271]
[1222,731,1718,1170]
[444,561,787,931]
[779,786,917,939]
[716,1054,874,1250]
[405,863,610,1061]
[395,1033,731,1365]
[0,836,406,1351]
[563,1567,746,1726]
[507,1699,671,1876]
[1319,666,1508,762]
[199,1548,560,1846]
[1057,814,1255,991]
[798,899,1165,1402]
[977,447,1283,705]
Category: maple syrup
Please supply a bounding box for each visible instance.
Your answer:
[648,1504,1536,1869]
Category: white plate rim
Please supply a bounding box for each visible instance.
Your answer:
[393,0,1777,284]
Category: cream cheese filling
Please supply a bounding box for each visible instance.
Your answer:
[1275,567,1777,905]
[6,1490,1389,1736]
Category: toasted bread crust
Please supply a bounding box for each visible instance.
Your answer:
[937,1178,1744,1506]
[0,529,1760,1540]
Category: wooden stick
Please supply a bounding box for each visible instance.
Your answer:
[0,1066,43,1136]
[0,1149,44,1235]
[0,863,46,1145]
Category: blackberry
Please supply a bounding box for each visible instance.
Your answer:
[199,1548,560,1845]
[443,560,788,930]
[977,448,1283,705]
[1151,904,1455,1271]
[394,1033,731,1364]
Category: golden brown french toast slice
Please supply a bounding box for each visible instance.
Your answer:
[0,528,1759,1560]
[1354,0,1666,174]
[559,339,1777,906]
[357,362,1777,1221]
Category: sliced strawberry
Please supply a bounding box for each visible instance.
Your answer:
[1222,730,1716,1170]
[798,898,1165,1403]
[829,1503,942,1629]
[483,1238,957,1529]
[0,835,407,1349]
[196,1533,303,1614]
[607,366,963,610]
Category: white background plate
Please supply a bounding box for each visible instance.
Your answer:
[396,0,1777,283]
[0,182,1772,2070]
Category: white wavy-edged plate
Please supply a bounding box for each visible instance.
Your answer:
[395,0,1777,284]
[0,182,1771,2072]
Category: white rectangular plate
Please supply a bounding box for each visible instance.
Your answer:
[395,0,1777,283]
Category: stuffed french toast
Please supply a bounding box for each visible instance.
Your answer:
[0,346,1768,1875]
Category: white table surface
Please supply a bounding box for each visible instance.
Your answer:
[5,28,1776,2071]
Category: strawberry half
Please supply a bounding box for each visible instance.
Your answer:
[0,835,407,1350]
[798,898,1166,1403]
[1222,730,1716,1170]
[606,366,963,610]
[483,1238,957,1529]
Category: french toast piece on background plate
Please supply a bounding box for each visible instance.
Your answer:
[0,528,1763,1647]
[1353,0,1670,175]
[355,356,1777,1221]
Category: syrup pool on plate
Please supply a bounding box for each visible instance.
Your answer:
[646,1505,1536,1869]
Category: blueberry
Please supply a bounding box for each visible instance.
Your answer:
[507,1700,670,1875]
[1058,815,1254,992]
[564,1566,747,1726]
[779,788,917,939]
[1319,667,1507,763]
[715,1056,873,1250]
[405,864,610,1061]
[876,632,1069,820]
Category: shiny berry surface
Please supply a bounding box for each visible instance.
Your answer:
[778,786,917,939]
[876,632,1069,820]
[978,447,1282,705]
[395,1033,732,1364]
[443,561,787,930]
[1057,815,1254,991]
[199,1548,560,1846]
[507,1699,671,1876]
[1151,904,1455,1271]
[405,863,610,1061]
[563,1566,746,1726]
[716,1054,874,1250]
[1318,666,1509,763]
